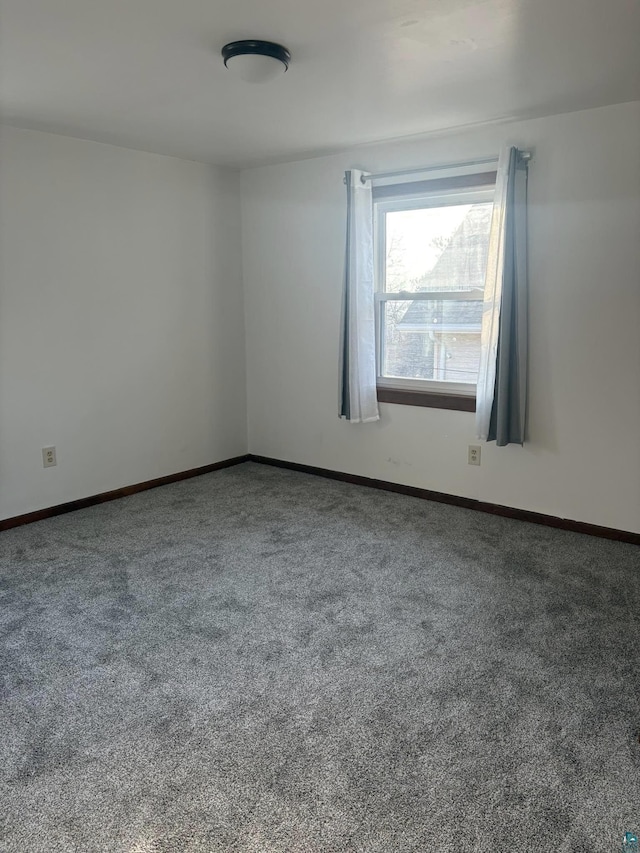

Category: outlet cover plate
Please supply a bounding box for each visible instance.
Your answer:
[42,446,57,468]
[468,445,481,466]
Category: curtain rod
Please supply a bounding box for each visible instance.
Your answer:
[349,151,532,184]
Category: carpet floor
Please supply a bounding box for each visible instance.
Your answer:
[1,462,639,852]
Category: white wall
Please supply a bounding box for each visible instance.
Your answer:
[241,102,640,533]
[3,105,639,532]
[0,126,247,520]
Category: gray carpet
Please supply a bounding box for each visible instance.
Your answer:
[1,462,639,852]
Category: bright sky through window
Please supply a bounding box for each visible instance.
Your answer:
[385,206,472,287]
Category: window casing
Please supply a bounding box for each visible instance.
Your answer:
[373,172,496,410]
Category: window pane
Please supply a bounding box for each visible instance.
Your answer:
[382,298,482,384]
[385,202,492,294]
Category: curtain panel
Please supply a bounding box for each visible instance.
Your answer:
[476,147,529,446]
[339,170,380,423]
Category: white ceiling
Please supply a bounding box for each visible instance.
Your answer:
[1,0,639,167]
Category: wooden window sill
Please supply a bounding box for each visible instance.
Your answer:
[377,387,476,412]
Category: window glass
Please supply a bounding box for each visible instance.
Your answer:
[384,203,493,294]
[377,195,493,391]
[381,298,483,384]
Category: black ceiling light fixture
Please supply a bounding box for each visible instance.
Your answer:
[221,40,291,84]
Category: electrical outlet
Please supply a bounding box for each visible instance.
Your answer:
[42,446,57,468]
[468,445,481,466]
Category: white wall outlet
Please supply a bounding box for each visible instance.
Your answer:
[468,445,481,466]
[42,446,57,468]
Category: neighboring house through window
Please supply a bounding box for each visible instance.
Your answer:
[373,171,496,410]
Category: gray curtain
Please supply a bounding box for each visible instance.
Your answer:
[338,175,352,420]
[487,149,528,446]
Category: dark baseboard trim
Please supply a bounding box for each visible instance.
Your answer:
[4,452,638,546]
[0,455,250,532]
[248,454,640,546]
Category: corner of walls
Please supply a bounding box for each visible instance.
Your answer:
[207,163,249,457]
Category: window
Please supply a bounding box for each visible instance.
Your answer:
[373,172,496,411]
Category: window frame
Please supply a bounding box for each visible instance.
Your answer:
[373,171,496,411]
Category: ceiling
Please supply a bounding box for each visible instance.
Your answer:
[1,0,639,167]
